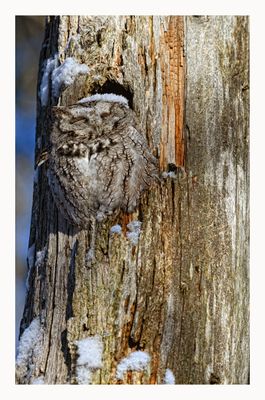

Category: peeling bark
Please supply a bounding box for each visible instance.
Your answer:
[16,15,249,385]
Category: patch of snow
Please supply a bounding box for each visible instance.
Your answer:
[116,351,150,380]
[126,232,140,246]
[35,248,46,268]
[78,93,129,107]
[16,318,43,368]
[52,57,89,98]
[39,55,58,106]
[75,335,103,385]
[76,365,92,385]
[162,171,177,179]
[32,376,45,384]
[110,224,122,235]
[126,220,142,246]
[164,368,175,384]
[127,220,142,231]
[76,335,103,368]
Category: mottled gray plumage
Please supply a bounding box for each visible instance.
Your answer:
[46,99,158,227]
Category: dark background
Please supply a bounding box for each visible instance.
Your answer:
[16,16,45,344]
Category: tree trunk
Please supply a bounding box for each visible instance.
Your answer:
[16,15,249,385]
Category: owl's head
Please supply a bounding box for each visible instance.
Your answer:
[51,97,133,142]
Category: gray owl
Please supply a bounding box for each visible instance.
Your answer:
[42,96,158,227]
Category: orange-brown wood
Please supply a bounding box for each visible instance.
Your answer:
[160,16,185,170]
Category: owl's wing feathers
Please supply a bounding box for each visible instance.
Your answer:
[123,126,158,212]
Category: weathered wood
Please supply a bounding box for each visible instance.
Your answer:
[183,16,249,384]
[16,15,249,385]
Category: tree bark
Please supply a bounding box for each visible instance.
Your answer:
[16,15,249,385]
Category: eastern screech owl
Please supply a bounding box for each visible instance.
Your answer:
[46,98,158,227]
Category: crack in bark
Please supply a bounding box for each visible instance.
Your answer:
[43,218,59,380]
[60,240,78,379]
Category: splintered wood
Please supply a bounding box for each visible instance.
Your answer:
[159,17,185,170]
